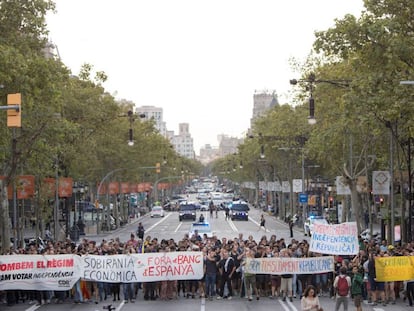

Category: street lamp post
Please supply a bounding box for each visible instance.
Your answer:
[154,176,183,203]
[279,147,306,223]
[70,182,84,241]
[95,166,157,234]
[290,73,350,124]
[126,110,146,146]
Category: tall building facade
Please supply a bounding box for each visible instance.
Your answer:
[198,144,220,164]
[136,105,167,137]
[250,90,279,127]
[217,135,243,157]
[170,123,195,159]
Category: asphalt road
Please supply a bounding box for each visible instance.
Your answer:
[1,203,407,311]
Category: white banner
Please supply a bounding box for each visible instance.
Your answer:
[292,179,303,193]
[335,176,351,195]
[82,252,203,283]
[245,256,334,275]
[372,171,390,195]
[269,181,282,192]
[282,181,290,193]
[310,222,359,255]
[0,254,82,291]
[0,252,204,290]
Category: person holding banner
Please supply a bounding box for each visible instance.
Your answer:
[301,285,323,311]
[279,248,294,302]
[367,252,386,307]
[243,248,260,301]
[217,249,235,300]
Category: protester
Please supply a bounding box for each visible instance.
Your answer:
[258,214,266,231]
[1,218,413,309]
[333,266,351,311]
[217,249,235,299]
[351,265,363,311]
[301,285,323,311]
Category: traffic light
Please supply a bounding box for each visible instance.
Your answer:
[156,162,161,173]
[329,197,334,209]
[7,93,21,127]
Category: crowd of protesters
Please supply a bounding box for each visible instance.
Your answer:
[1,225,414,309]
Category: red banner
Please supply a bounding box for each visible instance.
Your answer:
[120,182,130,194]
[137,183,145,192]
[157,183,170,190]
[97,183,107,195]
[17,175,35,199]
[108,182,119,195]
[144,182,152,192]
[58,177,73,198]
[130,183,138,193]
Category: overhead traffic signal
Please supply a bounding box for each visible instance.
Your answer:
[7,93,21,127]
[156,162,161,173]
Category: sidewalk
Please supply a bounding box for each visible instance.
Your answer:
[83,215,143,242]
[19,214,145,245]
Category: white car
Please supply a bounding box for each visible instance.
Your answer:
[303,216,328,236]
[150,205,165,218]
[199,200,210,211]
[189,221,213,238]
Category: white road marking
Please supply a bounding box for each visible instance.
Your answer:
[373,308,384,311]
[200,296,206,311]
[286,298,298,310]
[25,304,41,311]
[174,221,183,233]
[278,299,293,311]
[227,219,238,232]
[145,212,172,232]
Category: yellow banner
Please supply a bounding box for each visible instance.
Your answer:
[375,256,414,282]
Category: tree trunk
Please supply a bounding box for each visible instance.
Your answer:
[350,181,362,234]
[0,179,11,254]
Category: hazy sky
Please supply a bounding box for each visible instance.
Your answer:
[46,0,364,154]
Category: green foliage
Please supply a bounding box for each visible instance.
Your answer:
[0,0,196,191]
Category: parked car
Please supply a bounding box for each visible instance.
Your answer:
[303,216,328,236]
[189,221,213,238]
[150,205,165,218]
[179,203,197,221]
[229,201,250,221]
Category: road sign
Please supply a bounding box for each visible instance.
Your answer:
[299,193,308,203]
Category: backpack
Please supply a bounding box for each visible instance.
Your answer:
[337,275,349,296]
